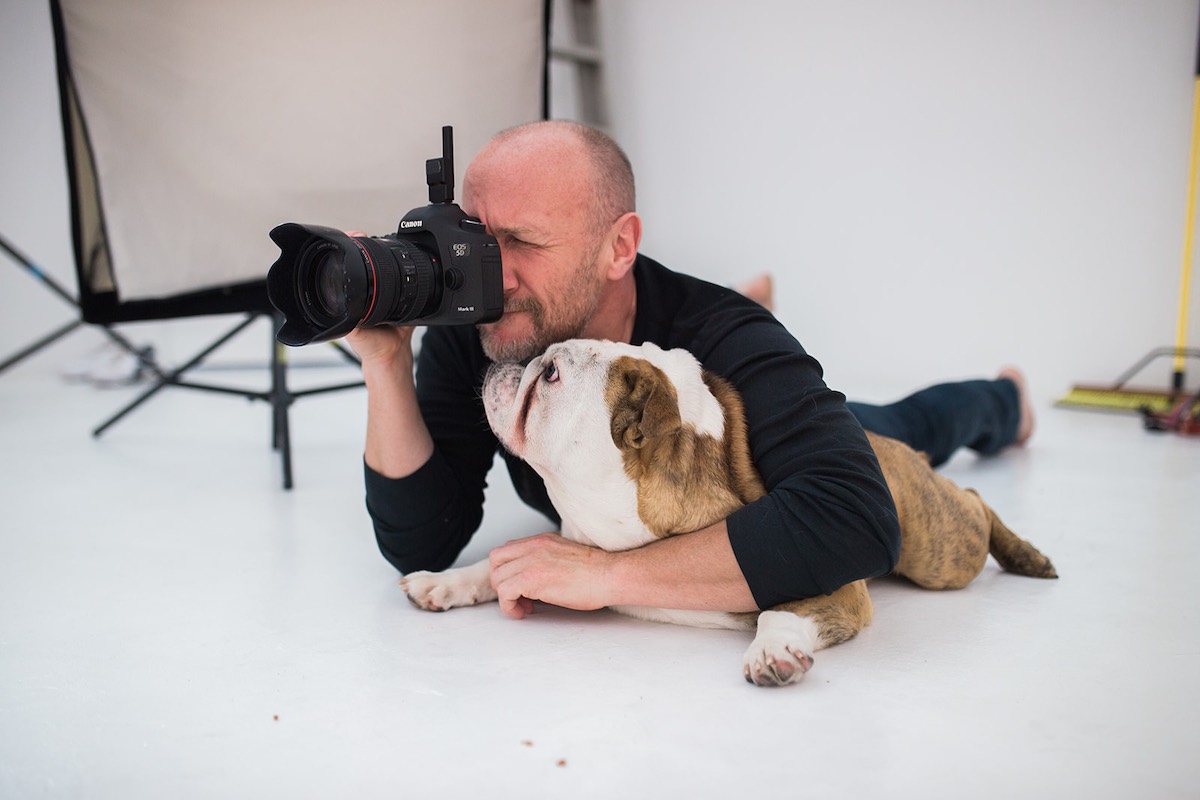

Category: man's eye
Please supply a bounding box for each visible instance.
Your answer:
[505,236,541,250]
[543,362,559,383]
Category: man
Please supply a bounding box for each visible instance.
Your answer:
[348,120,1029,619]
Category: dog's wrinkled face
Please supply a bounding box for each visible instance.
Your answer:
[483,339,725,481]
[485,338,766,548]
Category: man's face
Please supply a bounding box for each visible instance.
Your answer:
[463,142,609,363]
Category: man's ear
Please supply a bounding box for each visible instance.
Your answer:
[607,356,681,451]
[604,212,642,280]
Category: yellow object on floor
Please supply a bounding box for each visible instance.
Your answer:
[1056,385,1181,414]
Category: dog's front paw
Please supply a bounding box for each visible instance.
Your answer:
[743,641,813,686]
[399,561,496,612]
[742,610,818,686]
[400,571,463,612]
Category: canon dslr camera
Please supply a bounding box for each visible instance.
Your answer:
[267,126,503,346]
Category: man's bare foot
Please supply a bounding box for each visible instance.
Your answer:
[737,273,774,311]
[998,367,1034,445]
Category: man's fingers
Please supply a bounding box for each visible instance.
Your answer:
[491,538,556,619]
[498,594,535,619]
[494,562,537,619]
[489,531,557,571]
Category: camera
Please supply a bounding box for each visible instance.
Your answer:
[267,126,503,346]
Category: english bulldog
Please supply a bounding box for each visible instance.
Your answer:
[401,339,1058,686]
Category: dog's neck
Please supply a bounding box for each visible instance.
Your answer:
[541,470,658,551]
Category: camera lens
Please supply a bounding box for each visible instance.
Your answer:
[312,249,347,318]
[354,236,440,327]
[268,223,444,346]
[292,238,351,330]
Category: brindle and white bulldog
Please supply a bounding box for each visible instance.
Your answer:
[401,339,1057,686]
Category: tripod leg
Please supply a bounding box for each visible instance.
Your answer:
[270,324,294,489]
[92,313,260,438]
[92,377,173,437]
[278,401,293,490]
[0,319,83,374]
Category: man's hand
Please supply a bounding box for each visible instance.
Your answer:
[345,325,417,370]
[488,533,614,619]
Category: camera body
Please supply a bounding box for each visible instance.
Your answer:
[267,127,503,347]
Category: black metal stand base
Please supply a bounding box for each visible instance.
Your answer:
[90,311,363,490]
[2,233,363,489]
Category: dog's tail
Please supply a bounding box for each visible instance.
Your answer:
[974,494,1058,579]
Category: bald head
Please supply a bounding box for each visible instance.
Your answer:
[464,121,643,362]
[466,120,635,237]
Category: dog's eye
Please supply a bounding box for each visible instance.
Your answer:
[542,361,559,383]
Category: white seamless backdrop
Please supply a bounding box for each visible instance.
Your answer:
[596,0,1200,401]
[4,0,1200,405]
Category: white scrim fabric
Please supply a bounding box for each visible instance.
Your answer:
[59,0,544,300]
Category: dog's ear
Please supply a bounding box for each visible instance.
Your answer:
[607,356,682,451]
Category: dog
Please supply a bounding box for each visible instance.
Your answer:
[401,339,1058,686]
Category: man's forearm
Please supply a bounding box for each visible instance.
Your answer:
[490,521,761,617]
[361,357,434,479]
[606,521,760,612]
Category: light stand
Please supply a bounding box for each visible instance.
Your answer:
[0,232,152,374]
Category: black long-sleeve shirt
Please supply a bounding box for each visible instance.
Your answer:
[364,254,901,609]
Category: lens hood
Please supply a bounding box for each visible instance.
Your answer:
[267,223,369,346]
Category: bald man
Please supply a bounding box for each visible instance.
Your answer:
[348,121,1029,618]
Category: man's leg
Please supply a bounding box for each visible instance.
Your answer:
[846,370,1031,468]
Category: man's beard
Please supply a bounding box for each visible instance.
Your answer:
[478,251,605,364]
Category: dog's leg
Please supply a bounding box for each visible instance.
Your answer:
[743,611,820,686]
[400,559,498,612]
[743,580,873,686]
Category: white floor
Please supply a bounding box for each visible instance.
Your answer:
[2,326,1199,799]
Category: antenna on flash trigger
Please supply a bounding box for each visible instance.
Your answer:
[426,125,455,204]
